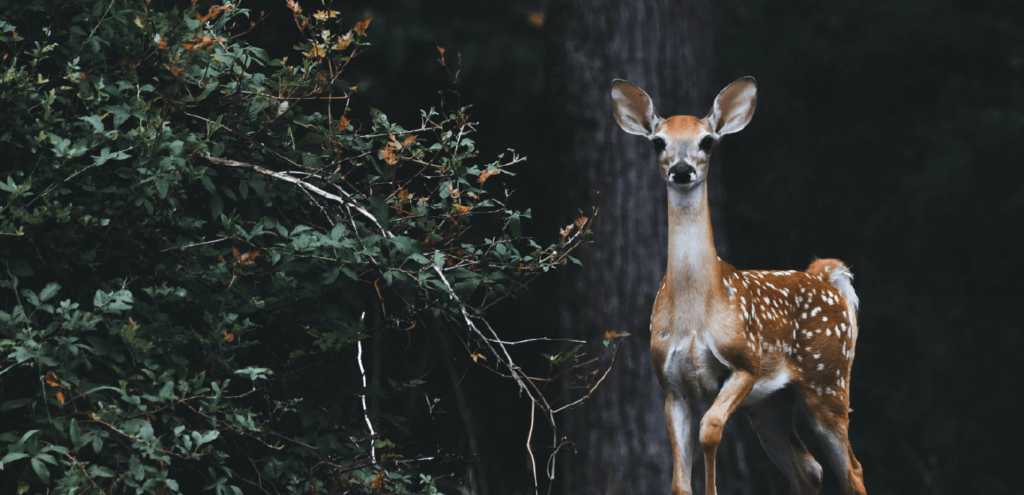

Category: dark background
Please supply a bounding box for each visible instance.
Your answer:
[234,0,1023,493]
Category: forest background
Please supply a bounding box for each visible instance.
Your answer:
[1,0,1021,494]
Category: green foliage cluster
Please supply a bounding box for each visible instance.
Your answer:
[0,0,590,492]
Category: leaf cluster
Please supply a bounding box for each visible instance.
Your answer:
[0,0,594,493]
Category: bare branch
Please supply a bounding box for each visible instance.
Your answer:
[199,153,392,238]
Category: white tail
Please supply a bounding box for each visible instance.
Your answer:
[610,77,866,495]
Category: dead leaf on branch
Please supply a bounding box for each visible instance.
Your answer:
[232,246,260,265]
[478,167,499,185]
[353,17,372,36]
[304,43,326,59]
[380,144,399,165]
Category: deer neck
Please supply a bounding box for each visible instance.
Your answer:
[665,182,724,316]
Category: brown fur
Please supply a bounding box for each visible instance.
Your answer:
[659,115,706,140]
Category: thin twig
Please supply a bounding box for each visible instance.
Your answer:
[484,337,587,346]
[160,237,229,252]
[357,312,376,464]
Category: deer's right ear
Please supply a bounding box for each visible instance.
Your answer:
[611,80,660,136]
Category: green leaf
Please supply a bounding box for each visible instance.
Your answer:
[90,465,114,478]
[38,282,60,303]
[158,380,175,400]
[92,147,130,166]
[210,193,224,219]
[156,179,169,198]
[69,419,81,447]
[0,452,29,465]
[30,457,49,484]
[509,212,521,238]
[129,455,144,480]
[169,140,184,157]
[247,47,271,65]
[80,115,104,134]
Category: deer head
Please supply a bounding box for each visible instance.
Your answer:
[610,77,758,188]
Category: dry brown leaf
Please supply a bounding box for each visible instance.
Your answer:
[336,115,350,131]
[353,17,372,36]
[44,371,60,387]
[381,144,399,165]
[56,391,65,404]
[304,44,326,59]
[370,470,386,489]
[334,35,352,51]
[477,168,499,185]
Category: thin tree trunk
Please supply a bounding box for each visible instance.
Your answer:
[546,1,749,493]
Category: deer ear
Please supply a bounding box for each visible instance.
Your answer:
[611,80,660,136]
[706,76,757,136]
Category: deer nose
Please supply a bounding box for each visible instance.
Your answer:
[668,164,696,184]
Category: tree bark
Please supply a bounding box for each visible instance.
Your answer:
[546,2,749,494]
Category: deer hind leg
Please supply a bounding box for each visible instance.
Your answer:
[801,395,866,495]
[746,391,823,495]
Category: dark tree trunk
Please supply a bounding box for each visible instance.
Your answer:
[546,2,750,494]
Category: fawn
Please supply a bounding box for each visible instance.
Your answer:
[610,77,866,495]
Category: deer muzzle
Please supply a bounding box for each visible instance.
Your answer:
[668,164,697,184]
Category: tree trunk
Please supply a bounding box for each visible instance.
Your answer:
[546,2,750,494]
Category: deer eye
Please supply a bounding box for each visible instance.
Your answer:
[651,138,666,153]
[699,136,714,152]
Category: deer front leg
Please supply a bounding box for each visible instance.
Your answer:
[699,370,756,495]
[665,392,694,495]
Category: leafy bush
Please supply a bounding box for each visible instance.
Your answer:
[0,1,598,492]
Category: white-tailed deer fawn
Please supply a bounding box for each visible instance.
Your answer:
[610,77,866,495]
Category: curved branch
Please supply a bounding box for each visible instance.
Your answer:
[199,153,392,238]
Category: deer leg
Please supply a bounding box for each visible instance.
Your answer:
[802,397,866,495]
[746,392,823,495]
[665,393,694,495]
[699,370,756,495]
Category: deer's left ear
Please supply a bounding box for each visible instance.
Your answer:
[706,76,757,137]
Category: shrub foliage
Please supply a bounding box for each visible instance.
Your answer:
[0,1,599,492]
